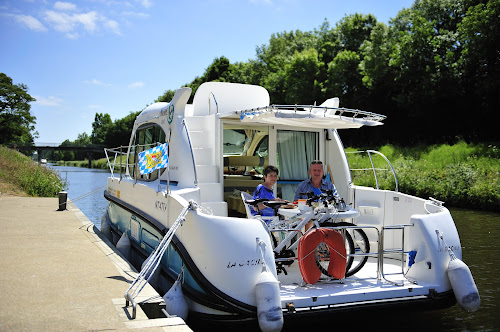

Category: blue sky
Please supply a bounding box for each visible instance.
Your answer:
[1,0,414,144]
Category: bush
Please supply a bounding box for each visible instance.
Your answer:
[347,142,500,211]
[0,146,66,197]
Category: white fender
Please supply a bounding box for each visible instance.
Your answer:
[447,257,480,312]
[100,212,112,241]
[116,232,131,261]
[255,270,283,332]
[163,279,188,320]
[141,252,160,289]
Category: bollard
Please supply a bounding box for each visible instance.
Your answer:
[58,191,67,211]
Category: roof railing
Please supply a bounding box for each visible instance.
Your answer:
[237,105,387,122]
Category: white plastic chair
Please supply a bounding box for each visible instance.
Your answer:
[240,191,278,225]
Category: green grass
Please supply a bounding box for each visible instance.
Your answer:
[347,141,500,211]
[56,156,125,170]
[0,146,66,197]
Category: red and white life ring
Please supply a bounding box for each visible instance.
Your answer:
[298,228,347,284]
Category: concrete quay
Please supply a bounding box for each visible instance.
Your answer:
[0,196,192,332]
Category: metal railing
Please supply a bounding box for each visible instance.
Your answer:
[237,104,387,123]
[346,150,399,192]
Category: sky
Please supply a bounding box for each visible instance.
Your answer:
[1,0,414,144]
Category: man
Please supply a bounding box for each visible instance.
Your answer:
[294,160,338,200]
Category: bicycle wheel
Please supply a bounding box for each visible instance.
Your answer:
[341,223,370,277]
[315,228,354,279]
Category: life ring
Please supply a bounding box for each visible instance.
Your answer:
[298,228,347,284]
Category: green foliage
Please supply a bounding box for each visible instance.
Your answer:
[0,146,66,197]
[348,142,500,211]
[0,73,37,145]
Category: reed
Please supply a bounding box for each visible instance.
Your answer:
[0,146,66,197]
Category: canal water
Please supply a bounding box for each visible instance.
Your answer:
[51,165,500,332]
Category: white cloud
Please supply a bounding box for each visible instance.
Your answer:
[53,1,77,11]
[103,18,121,35]
[43,10,100,35]
[6,0,149,38]
[83,78,111,86]
[34,96,64,107]
[128,81,145,89]
[10,14,47,32]
[137,0,153,9]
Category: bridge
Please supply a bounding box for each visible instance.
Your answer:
[11,143,106,168]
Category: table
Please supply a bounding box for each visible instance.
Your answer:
[278,206,360,220]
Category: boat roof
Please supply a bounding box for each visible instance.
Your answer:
[219,105,386,129]
[135,82,386,130]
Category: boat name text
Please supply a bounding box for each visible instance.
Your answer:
[155,201,167,212]
[227,258,264,269]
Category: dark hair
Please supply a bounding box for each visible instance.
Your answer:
[263,165,279,176]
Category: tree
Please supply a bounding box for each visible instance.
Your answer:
[0,73,37,145]
[91,113,112,145]
[284,48,323,104]
[457,0,500,140]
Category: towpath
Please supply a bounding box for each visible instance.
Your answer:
[0,196,192,332]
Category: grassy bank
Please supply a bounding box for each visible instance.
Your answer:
[0,146,66,197]
[347,141,500,211]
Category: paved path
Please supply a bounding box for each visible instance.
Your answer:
[0,196,192,332]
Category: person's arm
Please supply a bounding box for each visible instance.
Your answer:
[294,181,306,201]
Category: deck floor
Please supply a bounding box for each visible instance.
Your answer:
[278,258,430,309]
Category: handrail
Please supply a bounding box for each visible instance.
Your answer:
[181,119,198,187]
[346,150,399,192]
[237,104,386,122]
[104,146,128,179]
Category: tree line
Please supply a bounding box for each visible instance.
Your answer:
[2,0,498,155]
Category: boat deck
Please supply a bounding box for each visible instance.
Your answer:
[278,259,432,309]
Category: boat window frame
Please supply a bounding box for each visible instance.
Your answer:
[128,122,167,182]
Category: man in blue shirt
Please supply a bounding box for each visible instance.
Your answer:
[253,165,285,216]
[294,160,338,201]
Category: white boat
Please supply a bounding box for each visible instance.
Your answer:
[102,82,479,331]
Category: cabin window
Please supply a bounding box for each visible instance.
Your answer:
[128,123,166,181]
[277,130,319,201]
[223,125,269,215]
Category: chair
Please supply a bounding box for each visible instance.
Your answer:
[241,191,255,219]
[241,191,279,226]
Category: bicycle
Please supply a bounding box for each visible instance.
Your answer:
[244,191,370,279]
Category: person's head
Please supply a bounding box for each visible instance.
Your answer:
[309,160,324,182]
[263,165,279,187]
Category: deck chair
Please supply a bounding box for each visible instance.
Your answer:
[241,191,255,219]
[240,191,278,225]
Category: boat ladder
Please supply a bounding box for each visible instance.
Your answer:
[124,201,196,319]
[379,224,414,286]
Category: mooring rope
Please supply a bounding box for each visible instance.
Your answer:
[59,184,107,207]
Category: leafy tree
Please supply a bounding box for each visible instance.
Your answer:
[325,50,364,107]
[457,0,500,140]
[91,113,112,145]
[284,48,323,104]
[105,111,140,148]
[0,73,37,145]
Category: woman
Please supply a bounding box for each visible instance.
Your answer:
[253,165,285,216]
